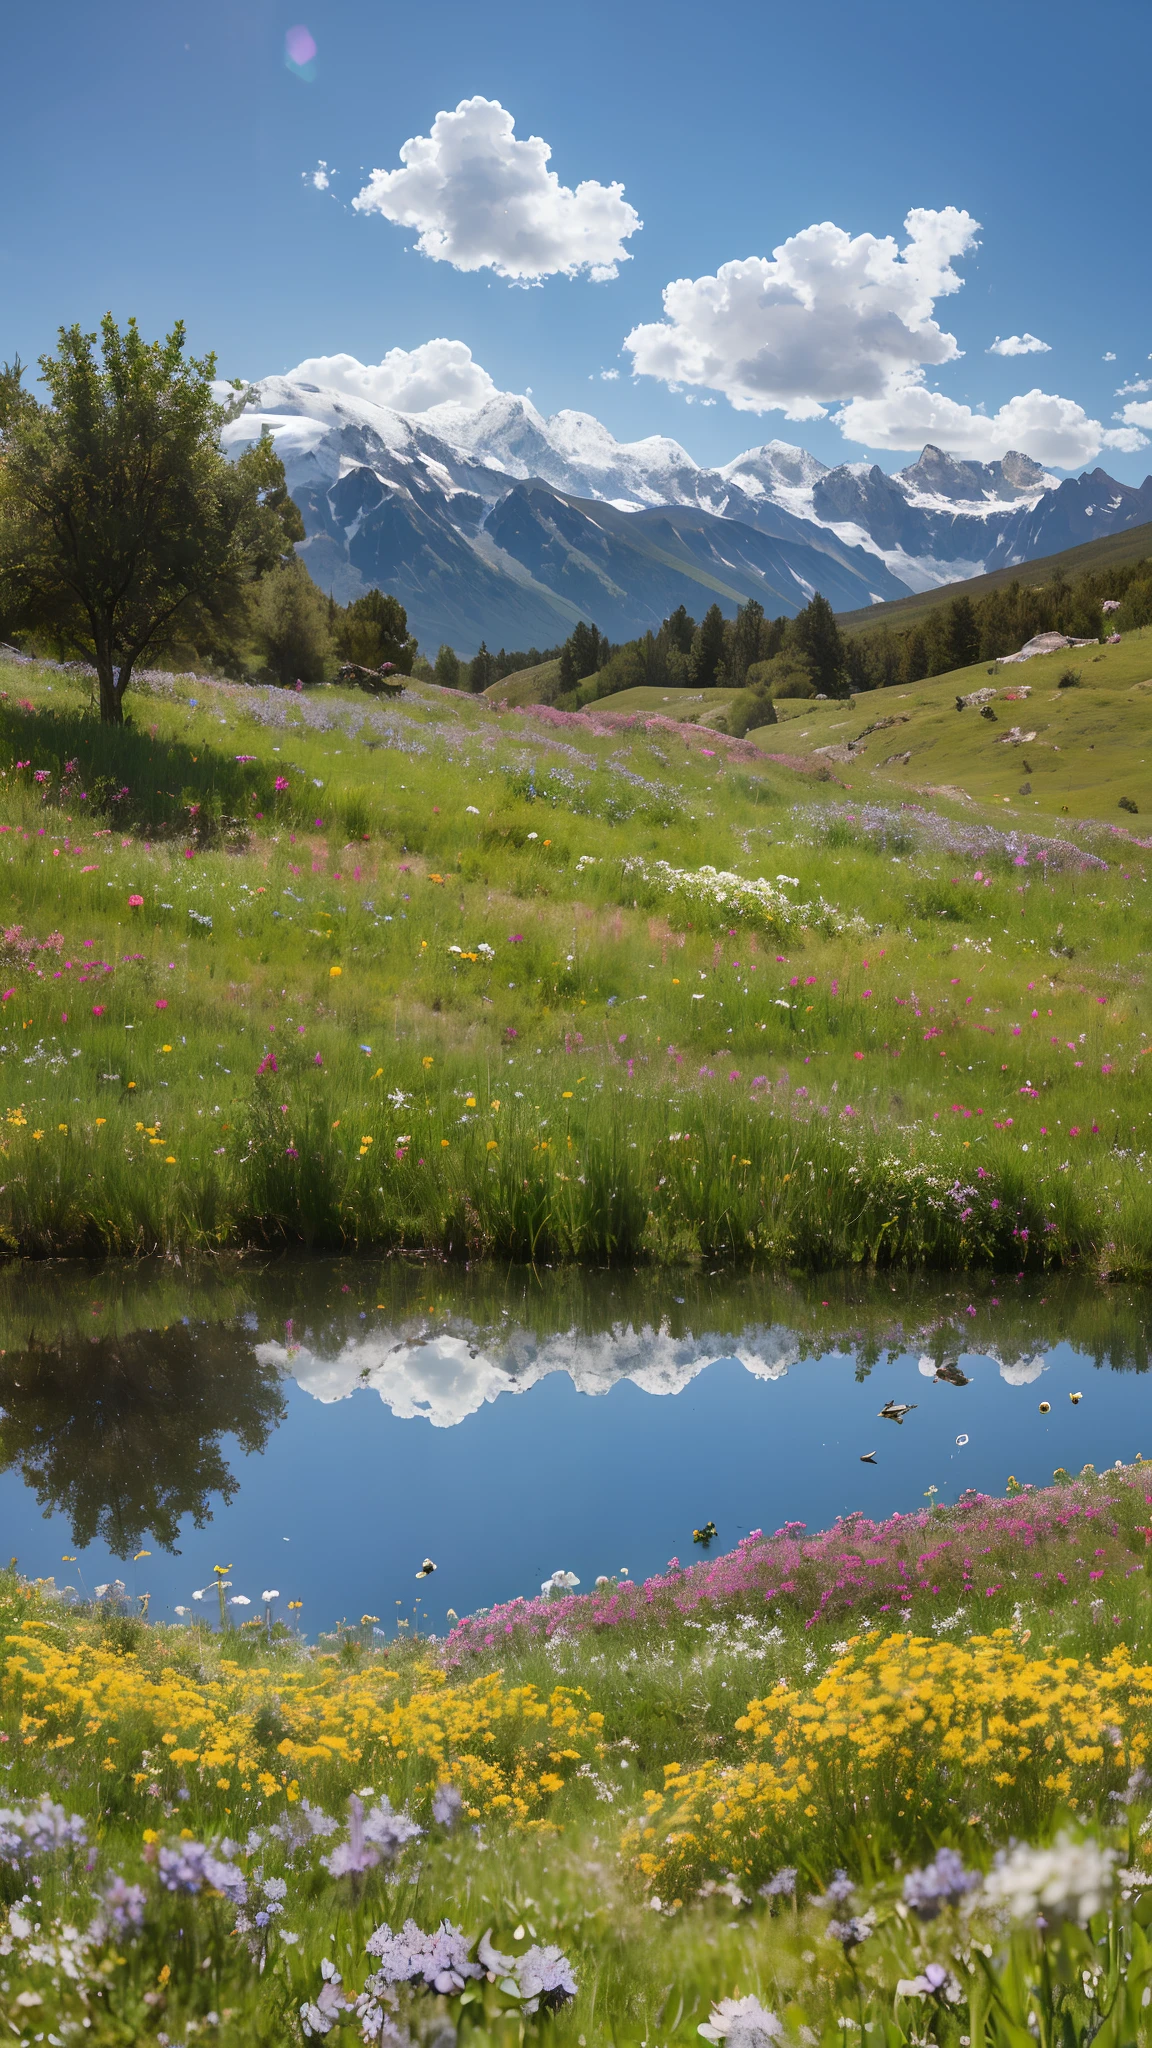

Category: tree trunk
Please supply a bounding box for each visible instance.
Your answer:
[95,652,127,725]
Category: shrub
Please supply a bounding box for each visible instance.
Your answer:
[1057,668,1081,689]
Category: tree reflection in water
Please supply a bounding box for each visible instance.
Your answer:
[0,1323,285,1556]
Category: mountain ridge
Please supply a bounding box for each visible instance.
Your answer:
[223,372,1152,655]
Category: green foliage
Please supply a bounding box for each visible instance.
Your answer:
[558,619,611,694]
[332,587,416,673]
[468,640,496,692]
[690,602,727,687]
[250,556,332,686]
[723,681,778,737]
[434,643,462,689]
[846,553,1152,690]
[747,651,817,699]
[791,591,847,696]
[0,317,291,722]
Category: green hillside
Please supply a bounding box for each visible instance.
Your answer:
[2,646,1152,1269]
[837,520,1152,633]
[749,622,1152,816]
[482,657,562,706]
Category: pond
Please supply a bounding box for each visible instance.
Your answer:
[1,1260,1150,1635]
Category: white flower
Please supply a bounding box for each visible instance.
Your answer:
[982,1833,1118,1924]
[465,805,480,814]
[699,1996,783,2048]
[388,1088,410,1109]
[541,1569,580,1595]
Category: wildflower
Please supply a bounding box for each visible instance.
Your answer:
[517,1943,578,2013]
[982,1832,1118,1924]
[903,1847,979,1919]
[157,1838,247,1904]
[542,1569,580,1596]
[127,893,144,908]
[896,1963,962,2001]
[329,964,342,978]
[827,1913,875,1950]
[323,1794,421,1878]
[90,1872,147,1942]
[301,1958,350,2037]
[759,1866,797,1898]
[698,1996,783,2047]
[432,1782,464,1829]
[364,1917,482,1994]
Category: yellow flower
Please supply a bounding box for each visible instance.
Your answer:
[562,1091,573,1099]
[165,1156,176,1164]
[465,1096,476,1107]
[32,1130,43,1141]
[441,1138,449,1148]
[161,1044,172,1053]
[95,1117,106,1127]
[422,1056,434,1069]
[57,1122,68,1132]
[487,1140,498,1151]
[329,965,342,978]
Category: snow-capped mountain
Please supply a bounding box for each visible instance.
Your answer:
[223,371,1152,655]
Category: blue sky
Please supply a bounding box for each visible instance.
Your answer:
[3,0,1150,476]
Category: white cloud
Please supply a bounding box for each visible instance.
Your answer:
[624,207,979,417]
[306,160,331,192]
[988,332,1050,356]
[1115,398,1152,436]
[351,96,641,282]
[282,339,498,413]
[1117,378,1152,396]
[1103,351,1117,361]
[599,368,620,381]
[838,380,1146,465]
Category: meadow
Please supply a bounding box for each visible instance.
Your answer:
[1,643,1152,1264]
[8,1466,1152,2043]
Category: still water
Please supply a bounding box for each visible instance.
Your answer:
[1,1261,1150,1634]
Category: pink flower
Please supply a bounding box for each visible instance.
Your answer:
[275,776,289,792]
[155,998,167,1011]
[313,1052,323,1066]
[127,893,144,908]
[92,1004,105,1017]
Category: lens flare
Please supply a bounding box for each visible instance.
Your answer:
[284,24,317,79]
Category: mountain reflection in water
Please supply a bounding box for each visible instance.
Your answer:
[0,1263,1149,1626]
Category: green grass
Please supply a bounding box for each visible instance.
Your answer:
[2,654,1152,1262]
[836,519,1152,632]
[752,625,1152,815]
[483,659,563,707]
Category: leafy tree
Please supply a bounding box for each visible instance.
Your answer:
[724,682,778,737]
[558,619,609,692]
[791,591,846,696]
[0,1325,284,1555]
[943,594,980,671]
[251,557,332,686]
[662,605,696,656]
[748,652,816,698]
[690,603,728,688]
[0,317,296,723]
[334,587,417,671]
[434,643,462,688]
[729,598,766,685]
[468,641,496,692]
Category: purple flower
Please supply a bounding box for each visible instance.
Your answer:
[323,1794,422,1879]
[827,1914,874,1950]
[365,1917,483,1995]
[432,1783,464,1829]
[516,1943,578,2012]
[903,1847,979,1919]
[0,1796,87,1866]
[759,1865,797,1898]
[301,1958,350,2036]
[157,1838,247,1904]
[90,1872,147,1940]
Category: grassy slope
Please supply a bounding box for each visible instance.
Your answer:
[482,658,562,707]
[747,625,1152,817]
[837,519,1152,632]
[4,654,1152,1262]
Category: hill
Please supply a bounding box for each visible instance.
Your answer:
[837,520,1152,632]
[483,657,562,706]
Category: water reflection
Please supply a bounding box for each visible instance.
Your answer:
[0,1262,1149,1580]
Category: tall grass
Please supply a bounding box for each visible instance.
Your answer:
[0,658,1150,1263]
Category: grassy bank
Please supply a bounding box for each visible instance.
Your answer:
[1,653,1152,1262]
[8,1468,1152,2042]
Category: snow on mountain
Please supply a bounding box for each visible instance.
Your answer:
[220,365,1152,649]
[256,1320,799,1428]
